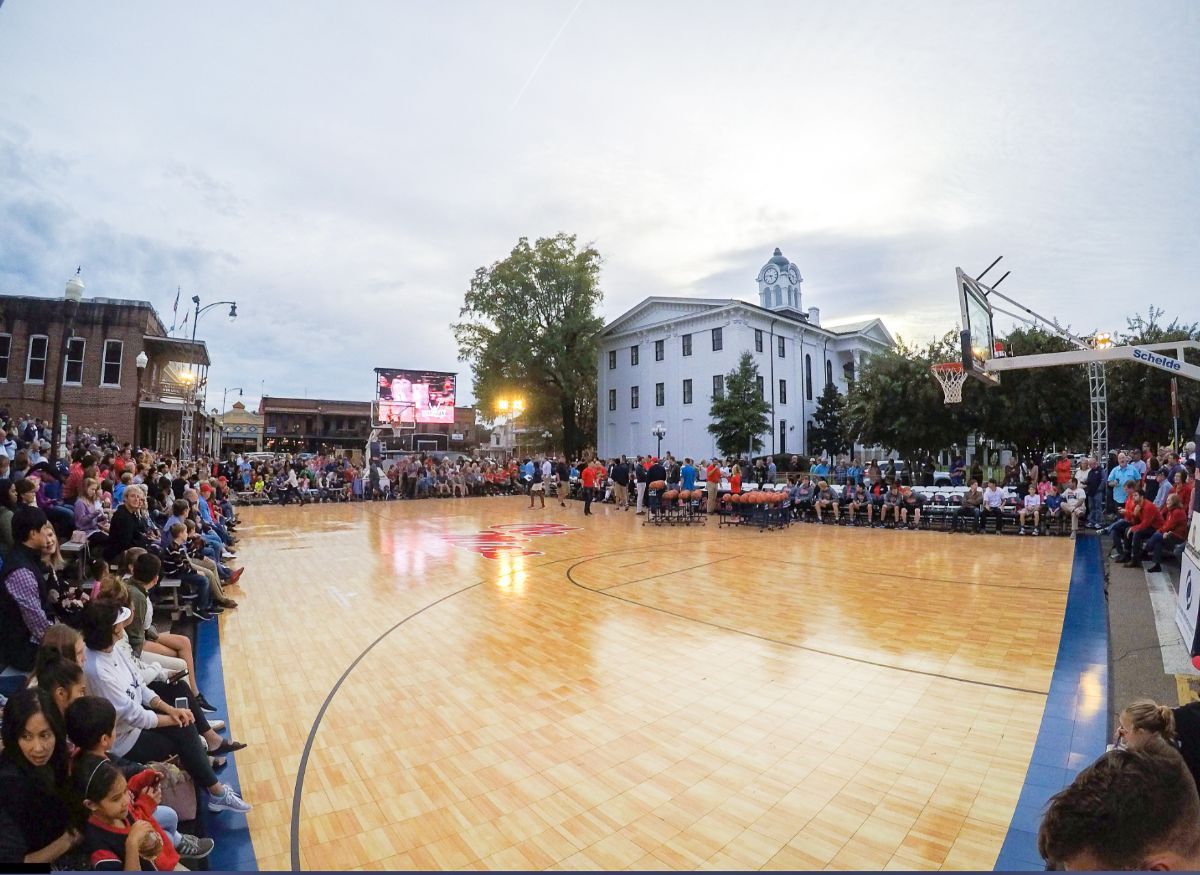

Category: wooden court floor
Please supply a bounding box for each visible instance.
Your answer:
[217,498,1073,871]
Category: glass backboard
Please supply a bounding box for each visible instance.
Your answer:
[957,268,1000,386]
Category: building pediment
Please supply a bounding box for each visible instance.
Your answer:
[601,298,725,338]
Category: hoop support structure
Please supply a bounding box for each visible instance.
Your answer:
[931,362,969,404]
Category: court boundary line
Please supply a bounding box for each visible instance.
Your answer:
[565,555,1050,695]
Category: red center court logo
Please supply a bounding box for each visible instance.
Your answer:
[441,522,579,560]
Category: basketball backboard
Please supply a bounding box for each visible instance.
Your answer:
[956,267,1001,387]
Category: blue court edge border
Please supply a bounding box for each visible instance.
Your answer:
[195,618,259,871]
[994,536,1108,871]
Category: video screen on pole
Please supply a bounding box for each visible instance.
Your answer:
[375,369,456,425]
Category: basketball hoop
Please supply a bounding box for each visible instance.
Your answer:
[932,362,969,404]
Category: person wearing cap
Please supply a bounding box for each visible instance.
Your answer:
[80,600,251,815]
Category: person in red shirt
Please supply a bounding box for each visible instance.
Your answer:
[729,464,742,495]
[705,460,721,514]
[1110,487,1141,562]
[579,459,598,516]
[1174,470,1193,516]
[1055,450,1073,488]
[1145,494,1190,572]
[1124,491,1163,566]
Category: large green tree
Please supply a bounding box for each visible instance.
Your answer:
[809,382,850,457]
[843,332,972,460]
[1105,308,1200,449]
[454,234,603,458]
[974,326,1090,459]
[708,351,771,457]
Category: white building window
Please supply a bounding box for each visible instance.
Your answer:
[682,334,692,356]
[608,389,616,410]
[26,335,48,383]
[608,350,616,370]
[779,379,787,404]
[630,345,639,366]
[630,386,639,409]
[683,378,693,405]
[101,339,123,387]
[756,375,764,399]
[654,339,664,361]
[778,335,785,358]
[64,337,85,385]
[712,374,724,400]
[0,333,10,381]
[754,329,763,353]
[825,359,833,387]
[805,354,813,400]
[712,327,723,351]
[655,382,664,406]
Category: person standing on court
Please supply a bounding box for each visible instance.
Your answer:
[554,456,570,507]
[579,459,598,516]
[681,458,697,493]
[704,459,721,514]
[611,457,630,511]
[528,457,545,510]
[633,456,648,515]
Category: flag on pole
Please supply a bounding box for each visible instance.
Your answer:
[170,286,180,334]
[179,310,190,334]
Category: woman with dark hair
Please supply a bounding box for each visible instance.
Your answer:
[0,687,81,865]
[33,648,87,717]
[0,477,15,563]
[78,601,251,815]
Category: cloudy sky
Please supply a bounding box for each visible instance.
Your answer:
[1,1,1196,413]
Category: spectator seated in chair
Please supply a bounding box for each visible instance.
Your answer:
[1018,484,1043,535]
[955,480,984,533]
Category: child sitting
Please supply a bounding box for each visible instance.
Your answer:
[66,696,213,863]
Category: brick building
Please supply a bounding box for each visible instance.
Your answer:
[260,395,480,455]
[0,294,213,456]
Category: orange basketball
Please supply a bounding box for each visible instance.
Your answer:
[650,480,666,490]
[663,490,678,501]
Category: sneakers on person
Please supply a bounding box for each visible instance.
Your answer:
[195,692,219,713]
[1148,563,1164,573]
[209,719,226,731]
[229,567,244,586]
[175,833,215,859]
[221,550,236,560]
[208,786,252,813]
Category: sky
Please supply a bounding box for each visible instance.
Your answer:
[1,1,1197,415]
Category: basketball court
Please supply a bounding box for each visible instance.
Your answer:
[214,497,1076,870]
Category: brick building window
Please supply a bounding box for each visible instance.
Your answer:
[26,335,48,383]
[64,338,85,385]
[0,334,9,381]
[101,340,123,387]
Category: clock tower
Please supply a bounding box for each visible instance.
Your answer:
[756,248,802,312]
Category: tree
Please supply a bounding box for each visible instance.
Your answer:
[708,351,771,457]
[973,326,1090,460]
[844,332,973,461]
[454,234,604,459]
[809,382,849,457]
[1105,308,1200,449]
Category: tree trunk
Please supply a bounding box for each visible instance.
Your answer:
[561,397,581,460]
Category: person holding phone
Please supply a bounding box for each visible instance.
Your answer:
[79,601,251,815]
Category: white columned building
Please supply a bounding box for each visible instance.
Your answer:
[596,248,894,461]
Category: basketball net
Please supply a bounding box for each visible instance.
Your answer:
[931,362,968,404]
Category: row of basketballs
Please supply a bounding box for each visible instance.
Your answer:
[723,491,788,505]
[648,481,705,504]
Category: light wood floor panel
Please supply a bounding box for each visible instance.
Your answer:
[219,500,1072,870]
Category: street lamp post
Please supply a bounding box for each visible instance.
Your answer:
[652,421,667,460]
[190,294,238,341]
[134,351,148,449]
[50,268,85,463]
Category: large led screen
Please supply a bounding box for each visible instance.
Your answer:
[375,369,456,425]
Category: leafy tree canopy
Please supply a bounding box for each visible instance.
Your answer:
[454,234,603,458]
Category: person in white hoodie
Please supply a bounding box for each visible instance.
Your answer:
[80,600,251,815]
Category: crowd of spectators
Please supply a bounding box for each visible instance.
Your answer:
[0,413,250,868]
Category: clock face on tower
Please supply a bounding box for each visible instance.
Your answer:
[788,265,799,284]
[763,266,779,284]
